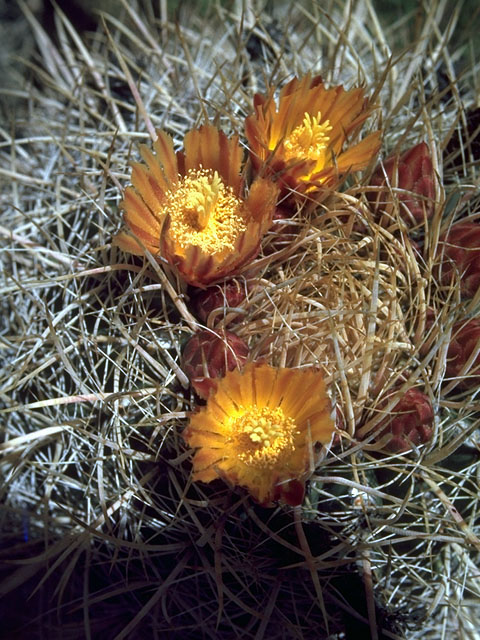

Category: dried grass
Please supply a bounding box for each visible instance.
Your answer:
[1,0,479,638]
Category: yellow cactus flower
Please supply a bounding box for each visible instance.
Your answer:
[245,74,381,200]
[183,362,335,506]
[114,124,279,287]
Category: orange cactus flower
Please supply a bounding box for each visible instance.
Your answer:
[245,74,381,201]
[114,125,279,287]
[183,362,334,506]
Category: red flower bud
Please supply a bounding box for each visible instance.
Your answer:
[272,478,305,507]
[437,221,480,298]
[182,330,249,399]
[191,280,248,324]
[372,388,434,453]
[446,319,480,389]
[368,142,435,223]
[263,206,300,254]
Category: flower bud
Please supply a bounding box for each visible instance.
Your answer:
[446,319,480,389]
[437,221,480,298]
[263,206,300,254]
[368,142,435,223]
[272,479,305,507]
[182,330,249,399]
[372,388,434,452]
[191,280,248,324]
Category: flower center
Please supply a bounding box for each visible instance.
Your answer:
[230,406,298,468]
[165,169,246,254]
[283,111,332,164]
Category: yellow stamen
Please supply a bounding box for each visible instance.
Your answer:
[229,406,299,468]
[165,169,245,253]
[283,111,332,163]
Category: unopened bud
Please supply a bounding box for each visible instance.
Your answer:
[182,330,249,399]
[372,388,434,453]
[191,280,248,324]
[446,319,480,390]
[368,142,435,224]
[437,221,480,299]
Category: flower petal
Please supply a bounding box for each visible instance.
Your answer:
[112,231,154,256]
[183,124,243,195]
[335,131,382,172]
[192,447,225,472]
[139,144,172,194]
[130,162,166,214]
[152,130,178,183]
[245,178,279,232]
[118,124,278,285]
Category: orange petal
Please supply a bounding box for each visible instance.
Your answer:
[139,145,172,194]
[183,125,243,194]
[283,370,328,414]
[122,187,162,238]
[112,231,156,256]
[192,447,224,471]
[162,221,265,288]
[184,429,225,449]
[209,382,242,418]
[213,371,246,412]
[245,178,279,231]
[303,410,335,445]
[194,467,220,483]
[335,131,382,172]
[324,88,365,131]
[245,107,269,165]
[251,363,278,407]
[130,163,165,214]
[274,368,319,413]
[153,131,178,183]
[184,411,228,441]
